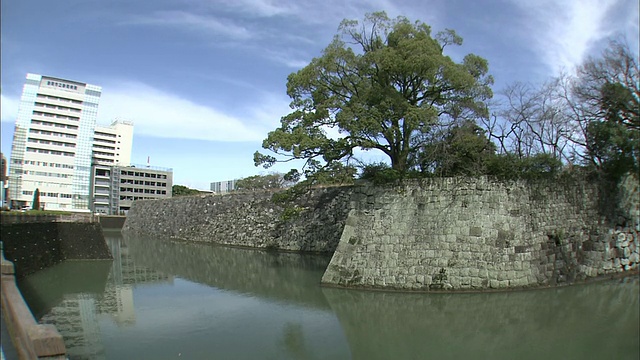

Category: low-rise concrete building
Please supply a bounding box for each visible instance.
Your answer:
[90,164,172,215]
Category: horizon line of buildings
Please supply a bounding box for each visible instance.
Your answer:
[2,73,174,214]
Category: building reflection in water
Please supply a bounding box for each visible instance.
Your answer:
[20,231,637,360]
[22,230,173,360]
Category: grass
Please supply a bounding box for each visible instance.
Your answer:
[2,210,75,216]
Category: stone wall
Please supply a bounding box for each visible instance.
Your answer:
[123,186,354,253]
[123,174,639,291]
[321,175,639,290]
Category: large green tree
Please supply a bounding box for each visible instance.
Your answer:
[255,12,493,175]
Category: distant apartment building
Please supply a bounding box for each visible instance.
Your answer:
[210,179,237,194]
[8,73,101,211]
[90,164,172,215]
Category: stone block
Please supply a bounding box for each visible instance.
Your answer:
[469,227,483,237]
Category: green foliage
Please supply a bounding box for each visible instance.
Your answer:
[305,162,357,186]
[430,268,448,289]
[485,153,563,180]
[280,206,304,221]
[585,60,639,180]
[271,163,356,204]
[586,119,639,179]
[271,180,311,204]
[416,120,496,176]
[575,39,639,179]
[255,11,493,179]
[171,185,201,196]
[359,162,404,184]
[600,82,639,129]
[271,190,294,204]
[32,188,40,210]
[236,173,296,191]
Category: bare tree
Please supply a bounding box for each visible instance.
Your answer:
[486,38,638,171]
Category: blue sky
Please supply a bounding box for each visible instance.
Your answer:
[1,0,638,190]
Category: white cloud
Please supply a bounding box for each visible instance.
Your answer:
[215,0,298,17]
[1,94,19,123]
[509,0,621,74]
[213,0,407,24]
[97,81,283,142]
[262,49,310,69]
[119,1,443,70]
[124,11,252,40]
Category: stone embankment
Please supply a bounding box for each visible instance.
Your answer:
[321,176,639,290]
[124,174,639,291]
[123,186,354,253]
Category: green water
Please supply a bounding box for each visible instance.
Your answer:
[18,230,639,360]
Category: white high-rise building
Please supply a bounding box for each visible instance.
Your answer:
[8,73,102,211]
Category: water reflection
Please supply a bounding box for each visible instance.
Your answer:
[19,230,174,360]
[18,260,112,319]
[17,231,639,360]
[122,232,332,309]
[323,277,640,360]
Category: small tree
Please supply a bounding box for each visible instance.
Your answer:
[32,188,40,210]
[171,185,200,196]
[236,173,298,191]
[415,120,496,176]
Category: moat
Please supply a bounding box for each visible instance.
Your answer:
[18,230,640,360]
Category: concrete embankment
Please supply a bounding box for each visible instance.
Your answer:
[123,174,639,291]
[0,215,113,358]
[97,215,126,229]
[1,245,66,359]
[0,220,112,278]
